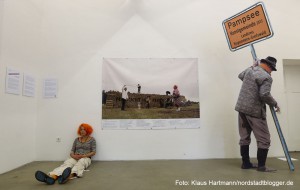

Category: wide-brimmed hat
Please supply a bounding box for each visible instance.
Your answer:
[260,56,277,71]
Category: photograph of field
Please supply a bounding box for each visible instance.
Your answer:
[102,58,200,120]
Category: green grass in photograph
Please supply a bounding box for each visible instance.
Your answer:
[102,104,200,119]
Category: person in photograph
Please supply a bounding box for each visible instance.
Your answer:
[146,96,151,109]
[121,85,128,111]
[102,90,107,105]
[164,91,172,108]
[137,84,141,94]
[235,56,280,172]
[34,123,96,185]
[172,85,181,111]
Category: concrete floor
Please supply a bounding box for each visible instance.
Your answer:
[0,152,299,190]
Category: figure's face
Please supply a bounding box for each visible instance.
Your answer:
[79,126,87,136]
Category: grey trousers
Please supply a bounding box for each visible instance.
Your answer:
[238,112,271,149]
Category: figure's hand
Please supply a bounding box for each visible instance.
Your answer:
[72,154,82,160]
[275,104,280,113]
[252,59,260,67]
[74,155,80,160]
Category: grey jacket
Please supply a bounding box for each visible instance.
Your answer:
[235,66,277,119]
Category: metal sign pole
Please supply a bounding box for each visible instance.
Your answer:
[250,44,257,60]
[269,105,295,171]
[249,44,294,171]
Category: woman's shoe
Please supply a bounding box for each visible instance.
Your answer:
[58,167,72,184]
[35,171,55,185]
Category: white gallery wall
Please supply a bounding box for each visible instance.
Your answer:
[0,0,42,174]
[1,0,300,174]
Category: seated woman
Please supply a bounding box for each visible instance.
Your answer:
[35,123,96,185]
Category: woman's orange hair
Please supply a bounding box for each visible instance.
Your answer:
[77,123,94,136]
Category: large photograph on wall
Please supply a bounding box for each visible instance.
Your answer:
[102,58,200,129]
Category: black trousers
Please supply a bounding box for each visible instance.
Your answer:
[121,98,126,110]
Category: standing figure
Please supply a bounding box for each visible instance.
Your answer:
[146,96,151,109]
[165,91,171,108]
[137,84,141,94]
[35,123,96,185]
[235,56,280,172]
[172,85,180,111]
[102,90,107,105]
[121,85,128,111]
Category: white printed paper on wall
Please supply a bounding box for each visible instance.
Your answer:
[23,74,36,97]
[5,67,21,95]
[43,78,58,98]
